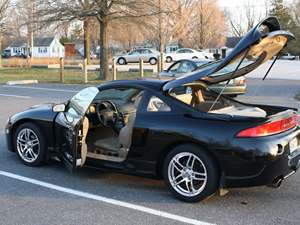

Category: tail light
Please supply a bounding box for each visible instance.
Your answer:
[236,114,298,138]
[234,78,246,85]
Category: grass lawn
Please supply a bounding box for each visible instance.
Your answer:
[295,92,300,101]
[0,67,154,84]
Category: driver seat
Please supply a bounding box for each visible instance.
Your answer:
[94,112,136,154]
[94,93,142,155]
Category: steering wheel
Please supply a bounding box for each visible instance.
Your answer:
[96,101,120,127]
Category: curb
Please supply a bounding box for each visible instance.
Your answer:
[6,80,39,85]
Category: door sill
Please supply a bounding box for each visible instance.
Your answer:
[87,152,125,162]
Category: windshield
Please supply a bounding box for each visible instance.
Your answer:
[68,87,99,117]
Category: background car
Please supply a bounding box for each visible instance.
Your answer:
[115,48,161,65]
[280,53,296,60]
[165,48,211,63]
[159,59,247,97]
[2,49,11,58]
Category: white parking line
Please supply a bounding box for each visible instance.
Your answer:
[0,94,31,99]
[3,85,78,93]
[0,170,215,225]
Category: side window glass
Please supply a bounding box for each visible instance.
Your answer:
[169,62,181,72]
[177,62,193,73]
[95,88,141,105]
[129,50,137,55]
[147,96,171,112]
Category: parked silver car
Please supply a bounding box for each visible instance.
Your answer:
[115,48,160,65]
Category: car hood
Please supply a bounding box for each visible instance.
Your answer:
[10,103,57,124]
[162,17,295,91]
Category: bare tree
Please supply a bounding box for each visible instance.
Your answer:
[187,0,227,49]
[35,0,158,80]
[109,17,147,51]
[291,0,300,25]
[227,0,263,37]
[144,0,194,54]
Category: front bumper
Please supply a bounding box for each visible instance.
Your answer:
[5,120,14,152]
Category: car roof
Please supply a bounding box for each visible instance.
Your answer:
[177,48,193,50]
[174,59,212,63]
[98,79,166,91]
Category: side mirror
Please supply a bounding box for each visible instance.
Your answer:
[53,104,66,112]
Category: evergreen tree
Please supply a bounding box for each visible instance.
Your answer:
[269,0,300,55]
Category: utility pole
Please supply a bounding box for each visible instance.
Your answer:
[158,0,164,72]
[0,34,2,68]
[29,0,34,59]
[83,18,91,65]
[158,0,163,54]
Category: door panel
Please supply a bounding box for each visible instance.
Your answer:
[55,87,99,171]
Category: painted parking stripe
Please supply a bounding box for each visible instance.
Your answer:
[0,170,215,225]
[0,94,31,99]
[3,85,79,93]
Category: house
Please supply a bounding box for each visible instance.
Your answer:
[5,37,65,58]
[5,41,29,57]
[32,37,65,58]
[63,42,77,58]
[165,41,181,53]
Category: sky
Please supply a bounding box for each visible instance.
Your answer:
[218,0,294,13]
[217,0,295,35]
[218,0,293,8]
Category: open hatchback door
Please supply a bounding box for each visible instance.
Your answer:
[162,17,295,91]
[55,87,99,171]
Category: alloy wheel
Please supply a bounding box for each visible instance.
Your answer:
[118,58,126,65]
[168,152,207,197]
[16,128,40,163]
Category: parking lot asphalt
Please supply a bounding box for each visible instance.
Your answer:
[0,79,299,225]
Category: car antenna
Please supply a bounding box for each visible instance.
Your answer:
[209,48,250,112]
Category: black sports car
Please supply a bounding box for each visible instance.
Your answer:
[5,17,300,202]
[159,59,247,97]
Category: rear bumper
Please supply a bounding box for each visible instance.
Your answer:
[209,84,247,95]
[221,126,300,188]
[223,148,300,188]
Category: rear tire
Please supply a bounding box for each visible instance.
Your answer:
[14,122,47,167]
[149,57,157,65]
[166,56,173,63]
[163,144,219,202]
[117,57,126,65]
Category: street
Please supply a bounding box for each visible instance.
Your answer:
[0,79,299,225]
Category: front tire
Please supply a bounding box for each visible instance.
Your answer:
[149,57,157,65]
[117,57,126,65]
[163,144,219,202]
[14,122,47,167]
